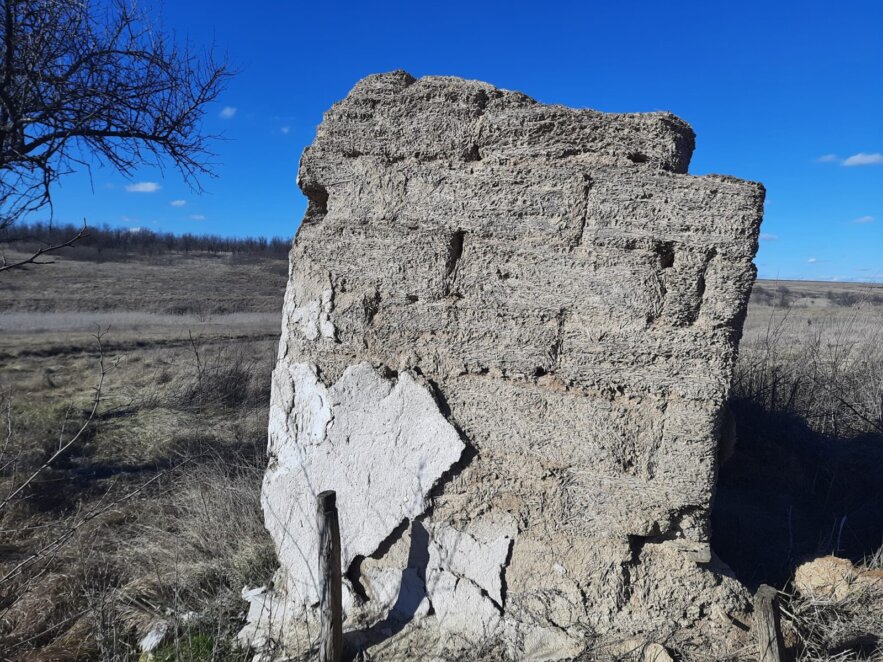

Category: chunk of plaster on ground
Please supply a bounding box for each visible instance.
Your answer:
[139,620,169,653]
[262,362,465,607]
[238,587,280,651]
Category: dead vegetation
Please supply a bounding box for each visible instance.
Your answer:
[1,252,881,660]
[712,283,883,661]
[1,330,278,660]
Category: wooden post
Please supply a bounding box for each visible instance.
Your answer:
[754,584,785,662]
[317,490,342,662]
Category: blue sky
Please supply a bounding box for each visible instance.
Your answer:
[47,0,881,281]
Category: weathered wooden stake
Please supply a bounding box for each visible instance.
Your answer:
[317,490,342,662]
[754,584,785,662]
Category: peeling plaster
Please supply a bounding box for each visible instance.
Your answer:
[262,362,465,606]
[428,522,513,608]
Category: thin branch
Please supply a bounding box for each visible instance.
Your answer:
[0,322,103,511]
[0,461,183,585]
[0,218,86,272]
[0,0,232,228]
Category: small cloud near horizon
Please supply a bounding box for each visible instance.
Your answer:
[189,214,206,221]
[852,215,874,224]
[125,181,161,193]
[219,106,237,119]
[816,152,883,166]
[807,257,818,264]
[170,199,187,207]
[760,233,778,241]
[842,152,883,167]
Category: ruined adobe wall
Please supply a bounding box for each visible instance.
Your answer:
[244,71,765,660]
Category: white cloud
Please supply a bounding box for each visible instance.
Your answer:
[852,215,874,224]
[760,233,778,241]
[816,153,838,163]
[842,152,883,166]
[807,257,818,264]
[280,126,291,134]
[189,214,206,221]
[125,181,161,193]
[170,199,187,207]
[219,106,237,119]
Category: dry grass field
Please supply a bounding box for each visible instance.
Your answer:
[1,250,287,661]
[1,250,881,661]
[716,280,883,661]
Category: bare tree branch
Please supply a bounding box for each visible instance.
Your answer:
[0,0,232,231]
[0,327,108,513]
[0,217,86,272]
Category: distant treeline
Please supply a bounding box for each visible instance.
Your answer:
[2,222,291,262]
[753,282,883,308]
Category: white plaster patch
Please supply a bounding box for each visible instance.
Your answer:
[428,522,512,607]
[289,289,336,341]
[361,566,404,610]
[416,520,514,645]
[519,625,586,662]
[262,362,465,607]
[427,570,502,640]
[287,270,337,342]
[269,363,332,465]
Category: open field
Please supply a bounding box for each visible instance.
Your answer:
[1,250,287,660]
[0,249,288,314]
[1,250,881,660]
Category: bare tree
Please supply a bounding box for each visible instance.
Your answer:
[0,0,231,269]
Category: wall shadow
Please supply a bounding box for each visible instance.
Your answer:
[343,521,431,660]
[712,398,883,589]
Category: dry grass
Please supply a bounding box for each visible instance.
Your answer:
[2,255,882,661]
[736,304,883,437]
[0,251,287,658]
[0,332,279,660]
[0,249,288,314]
[781,587,883,661]
[714,284,883,662]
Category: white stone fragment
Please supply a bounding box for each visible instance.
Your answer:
[237,586,286,652]
[262,362,465,607]
[139,619,169,653]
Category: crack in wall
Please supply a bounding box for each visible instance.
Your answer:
[571,176,593,250]
[443,229,466,297]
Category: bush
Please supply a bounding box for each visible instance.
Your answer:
[173,339,272,412]
[733,309,882,437]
